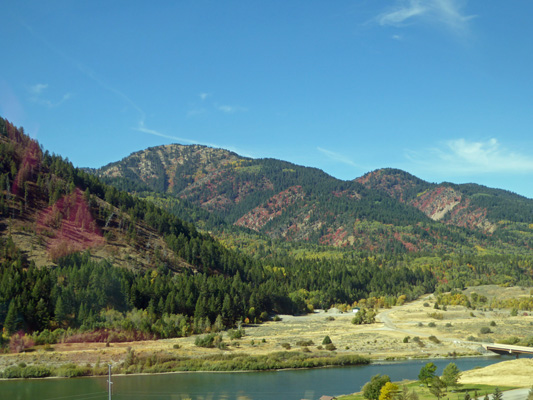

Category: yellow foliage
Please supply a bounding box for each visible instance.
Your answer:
[379,382,399,400]
[150,270,158,284]
[475,245,486,253]
[397,295,407,306]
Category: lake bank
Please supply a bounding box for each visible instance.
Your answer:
[2,286,531,380]
[0,356,514,400]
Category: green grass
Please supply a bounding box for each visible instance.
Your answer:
[339,380,520,400]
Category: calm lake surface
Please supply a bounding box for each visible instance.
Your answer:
[0,355,518,400]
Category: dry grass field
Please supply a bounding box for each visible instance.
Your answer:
[460,358,533,387]
[1,285,532,379]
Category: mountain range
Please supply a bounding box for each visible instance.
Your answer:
[2,116,533,346]
[92,143,533,254]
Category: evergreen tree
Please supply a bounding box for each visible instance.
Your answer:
[54,295,67,328]
[429,377,445,400]
[418,362,437,387]
[4,300,19,334]
[442,362,461,390]
[35,298,50,330]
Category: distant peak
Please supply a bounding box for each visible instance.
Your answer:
[355,168,428,202]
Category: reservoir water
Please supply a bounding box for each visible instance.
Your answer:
[0,355,517,400]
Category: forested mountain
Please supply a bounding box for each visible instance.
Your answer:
[93,144,533,254]
[356,168,533,233]
[3,116,533,355]
[0,117,446,347]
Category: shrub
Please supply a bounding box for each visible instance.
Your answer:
[195,333,222,348]
[403,336,410,343]
[480,327,492,334]
[56,364,91,378]
[9,332,34,353]
[21,365,52,378]
[519,336,533,347]
[2,366,23,378]
[280,342,291,350]
[429,335,440,344]
[273,315,282,322]
[296,340,314,347]
[227,328,245,340]
[427,312,444,320]
[352,308,376,325]
[428,322,436,328]
[322,336,332,345]
[445,323,453,328]
[499,336,520,345]
[325,343,337,351]
[217,341,228,350]
[490,321,497,327]
[423,302,430,307]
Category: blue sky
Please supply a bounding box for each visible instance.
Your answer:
[2,1,533,198]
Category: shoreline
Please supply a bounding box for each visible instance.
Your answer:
[0,349,502,381]
[2,286,529,381]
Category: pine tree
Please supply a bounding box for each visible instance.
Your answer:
[54,295,67,328]
[442,362,461,390]
[4,300,19,334]
[35,298,50,330]
[493,387,503,400]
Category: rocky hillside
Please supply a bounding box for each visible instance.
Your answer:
[93,145,533,253]
[356,168,533,234]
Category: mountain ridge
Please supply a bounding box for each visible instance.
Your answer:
[92,143,533,253]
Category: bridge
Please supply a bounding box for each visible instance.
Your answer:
[483,343,533,358]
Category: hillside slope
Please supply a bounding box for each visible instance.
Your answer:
[356,168,533,234]
[94,145,533,253]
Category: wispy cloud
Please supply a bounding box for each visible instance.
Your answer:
[135,119,253,157]
[407,138,533,174]
[135,120,197,145]
[27,83,71,107]
[376,0,475,36]
[19,19,251,157]
[29,83,48,95]
[216,104,248,114]
[317,147,360,168]
[187,108,206,117]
